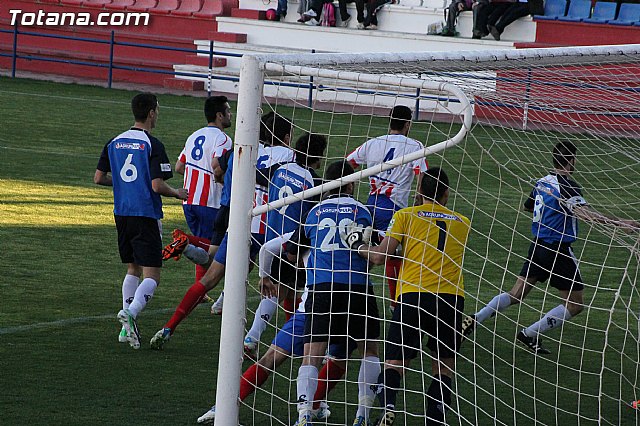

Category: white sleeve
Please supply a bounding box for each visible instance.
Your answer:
[258,231,294,278]
[346,141,367,165]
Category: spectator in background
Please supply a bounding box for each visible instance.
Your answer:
[337,0,367,27]
[441,0,474,37]
[472,0,510,39]
[362,0,393,29]
[487,0,543,40]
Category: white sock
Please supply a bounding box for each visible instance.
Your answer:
[122,274,139,310]
[296,365,318,416]
[524,304,572,338]
[246,296,279,342]
[475,292,512,323]
[356,356,381,419]
[184,244,211,265]
[127,278,158,317]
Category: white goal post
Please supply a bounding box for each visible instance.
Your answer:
[215,44,640,426]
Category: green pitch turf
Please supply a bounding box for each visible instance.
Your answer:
[0,76,638,425]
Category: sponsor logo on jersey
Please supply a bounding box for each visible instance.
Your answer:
[316,206,355,215]
[115,142,145,150]
[278,172,307,189]
[417,211,462,222]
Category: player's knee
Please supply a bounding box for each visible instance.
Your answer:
[567,302,583,316]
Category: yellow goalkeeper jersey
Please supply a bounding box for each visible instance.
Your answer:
[386,202,471,298]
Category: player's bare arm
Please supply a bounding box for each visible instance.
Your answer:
[93,169,112,186]
[350,234,400,265]
[151,177,188,200]
[573,205,640,231]
[175,159,186,175]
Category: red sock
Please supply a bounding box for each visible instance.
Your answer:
[385,258,401,307]
[187,235,210,251]
[165,282,207,332]
[195,264,207,285]
[239,363,271,401]
[282,295,297,322]
[313,359,346,409]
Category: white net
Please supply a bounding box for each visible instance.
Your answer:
[220,45,640,426]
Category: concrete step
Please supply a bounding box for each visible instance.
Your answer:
[214,17,519,55]
[163,77,206,91]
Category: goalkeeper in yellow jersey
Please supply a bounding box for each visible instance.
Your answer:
[347,167,471,426]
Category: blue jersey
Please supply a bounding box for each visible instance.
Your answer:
[305,196,372,286]
[97,128,172,219]
[220,150,234,207]
[266,163,316,242]
[525,173,586,243]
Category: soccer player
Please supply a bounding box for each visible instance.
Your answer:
[462,141,639,354]
[149,133,326,349]
[347,105,428,306]
[174,96,232,294]
[349,167,471,426]
[196,229,350,424]
[293,161,381,426]
[94,93,188,350]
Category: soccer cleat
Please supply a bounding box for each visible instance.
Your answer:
[517,329,551,355]
[171,228,187,240]
[211,292,224,315]
[118,326,128,343]
[201,294,215,304]
[311,403,331,421]
[294,413,313,426]
[353,415,371,426]
[243,336,258,360]
[162,233,188,261]
[374,409,395,426]
[196,405,216,424]
[461,315,476,342]
[117,309,141,350]
[150,327,171,350]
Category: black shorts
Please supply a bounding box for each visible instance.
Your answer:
[304,283,380,346]
[115,215,162,267]
[385,292,464,361]
[519,240,583,291]
[211,204,230,246]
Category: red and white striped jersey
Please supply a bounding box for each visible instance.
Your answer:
[179,126,232,208]
[347,134,428,209]
[252,144,296,235]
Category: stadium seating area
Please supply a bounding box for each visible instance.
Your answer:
[535,0,640,24]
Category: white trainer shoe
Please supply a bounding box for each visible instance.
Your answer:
[312,402,331,420]
[197,406,216,424]
[150,327,171,350]
[117,309,140,350]
[211,292,224,315]
[243,336,258,360]
[118,326,128,343]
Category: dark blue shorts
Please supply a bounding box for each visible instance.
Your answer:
[182,204,218,240]
[213,232,265,265]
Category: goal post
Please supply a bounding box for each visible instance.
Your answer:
[215,44,640,426]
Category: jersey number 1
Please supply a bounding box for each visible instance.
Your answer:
[435,220,447,252]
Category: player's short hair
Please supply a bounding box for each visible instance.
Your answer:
[131,93,158,122]
[295,133,327,167]
[324,160,355,195]
[389,105,413,131]
[259,111,275,143]
[553,140,577,168]
[420,167,449,202]
[204,96,229,123]
[263,113,293,147]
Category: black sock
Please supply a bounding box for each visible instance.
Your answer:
[375,368,402,409]
[426,375,452,425]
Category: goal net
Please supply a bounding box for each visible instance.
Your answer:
[215,45,640,426]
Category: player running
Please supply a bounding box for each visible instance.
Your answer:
[462,141,639,354]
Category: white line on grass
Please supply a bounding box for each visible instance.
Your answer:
[0,293,264,335]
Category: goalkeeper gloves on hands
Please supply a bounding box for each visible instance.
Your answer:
[345,224,374,250]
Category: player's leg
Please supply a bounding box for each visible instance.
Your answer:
[349,285,382,425]
[464,241,543,339]
[296,284,331,423]
[424,293,463,426]
[244,284,283,359]
[374,293,422,424]
[520,245,584,349]
[312,345,349,420]
[120,265,141,343]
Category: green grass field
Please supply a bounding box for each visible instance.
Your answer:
[1,76,639,426]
